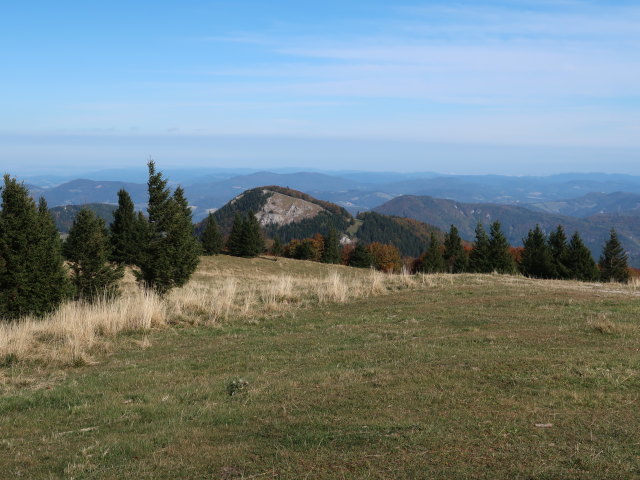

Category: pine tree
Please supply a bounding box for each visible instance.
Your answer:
[565,232,599,282]
[488,221,515,274]
[348,242,373,268]
[110,188,144,264]
[270,237,283,257]
[520,225,554,278]
[599,229,629,283]
[33,198,71,311]
[170,186,201,283]
[548,225,569,279]
[136,160,200,294]
[321,227,341,264]
[200,213,223,255]
[64,208,124,301]
[0,176,69,319]
[243,210,264,257]
[420,233,445,273]
[226,213,245,256]
[443,225,467,273]
[469,223,492,273]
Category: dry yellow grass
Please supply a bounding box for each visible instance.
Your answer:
[0,257,420,367]
[2,255,638,369]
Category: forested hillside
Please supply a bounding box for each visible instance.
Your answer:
[374,194,640,266]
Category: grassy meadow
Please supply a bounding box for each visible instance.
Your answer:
[1,256,639,479]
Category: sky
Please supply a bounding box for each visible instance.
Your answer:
[1,0,639,175]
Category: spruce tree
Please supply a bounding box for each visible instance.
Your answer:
[488,221,515,274]
[226,214,245,256]
[270,237,283,257]
[599,229,629,283]
[200,212,223,255]
[110,189,143,264]
[443,225,467,273]
[565,232,599,282]
[520,225,554,278]
[420,233,445,273]
[548,225,569,279]
[348,242,373,268]
[64,208,124,301]
[136,161,200,294]
[0,176,69,319]
[170,186,201,283]
[469,223,492,273]
[33,198,71,311]
[243,210,264,257]
[321,227,341,264]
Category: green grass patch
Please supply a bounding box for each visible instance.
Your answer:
[1,269,639,478]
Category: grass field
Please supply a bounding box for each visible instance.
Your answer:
[1,256,639,479]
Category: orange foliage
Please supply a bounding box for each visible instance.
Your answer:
[367,242,402,273]
[509,246,524,264]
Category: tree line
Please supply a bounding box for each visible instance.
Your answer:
[0,165,632,321]
[0,161,200,320]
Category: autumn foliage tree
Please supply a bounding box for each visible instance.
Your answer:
[367,242,402,273]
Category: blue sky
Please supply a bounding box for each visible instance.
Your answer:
[2,1,639,174]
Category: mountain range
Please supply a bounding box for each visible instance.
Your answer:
[19,168,640,266]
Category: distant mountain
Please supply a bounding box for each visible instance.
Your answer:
[49,204,117,233]
[206,186,444,257]
[31,179,148,206]
[530,192,640,218]
[373,195,640,266]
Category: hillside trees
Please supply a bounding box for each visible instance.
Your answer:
[599,229,629,283]
[0,176,69,319]
[135,161,200,294]
[64,208,124,301]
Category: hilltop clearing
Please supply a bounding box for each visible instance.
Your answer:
[1,256,639,478]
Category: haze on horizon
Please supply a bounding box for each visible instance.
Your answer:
[2,1,639,176]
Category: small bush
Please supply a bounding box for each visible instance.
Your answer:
[226,378,249,397]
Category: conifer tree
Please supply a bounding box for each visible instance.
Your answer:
[226,213,245,256]
[136,161,200,294]
[200,212,223,255]
[321,227,341,264]
[64,208,124,301]
[420,233,445,273]
[170,186,201,281]
[599,229,629,283]
[110,188,144,264]
[243,210,265,257]
[0,176,69,319]
[469,223,492,273]
[348,242,373,268]
[34,198,71,311]
[565,232,599,282]
[548,225,569,279]
[520,225,554,278]
[270,237,283,257]
[488,221,515,274]
[443,225,467,273]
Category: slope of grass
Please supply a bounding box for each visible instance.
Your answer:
[1,258,639,478]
